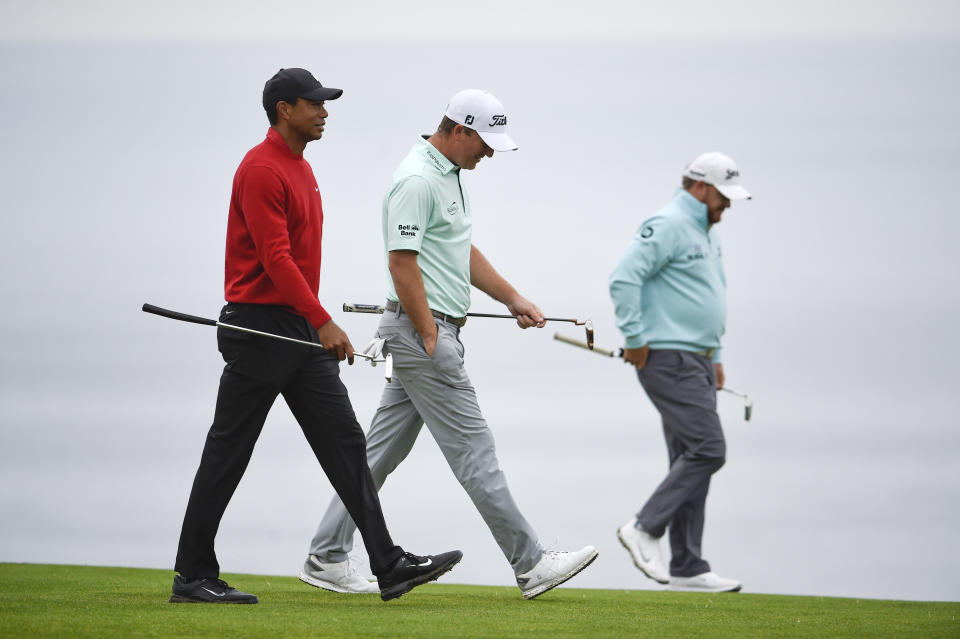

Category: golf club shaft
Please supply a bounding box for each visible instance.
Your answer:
[553,333,621,358]
[719,387,750,400]
[343,303,583,325]
[143,302,328,351]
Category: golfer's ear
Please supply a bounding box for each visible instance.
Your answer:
[275,101,291,121]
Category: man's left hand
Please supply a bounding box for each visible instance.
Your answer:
[506,296,546,329]
[715,363,725,389]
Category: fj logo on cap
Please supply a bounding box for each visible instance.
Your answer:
[464,115,474,125]
[488,115,507,126]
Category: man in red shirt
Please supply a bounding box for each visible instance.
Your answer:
[170,68,461,604]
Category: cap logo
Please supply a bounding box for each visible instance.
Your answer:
[488,115,507,126]
[688,169,706,177]
[464,115,475,125]
[725,169,739,181]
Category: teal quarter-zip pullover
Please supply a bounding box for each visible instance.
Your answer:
[609,189,726,362]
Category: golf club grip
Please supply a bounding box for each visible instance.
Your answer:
[343,303,385,314]
[142,303,216,327]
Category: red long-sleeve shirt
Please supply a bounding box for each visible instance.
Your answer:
[224,128,331,329]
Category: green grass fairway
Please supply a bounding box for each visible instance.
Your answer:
[1,563,957,638]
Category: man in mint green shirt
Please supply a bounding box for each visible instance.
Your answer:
[610,152,751,593]
[303,90,598,600]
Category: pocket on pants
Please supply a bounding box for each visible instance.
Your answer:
[431,333,464,380]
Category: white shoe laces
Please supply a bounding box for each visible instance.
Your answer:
[541,537,567,559]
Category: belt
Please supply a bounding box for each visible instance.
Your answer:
[694,348,717,358]
[384,299,467,328]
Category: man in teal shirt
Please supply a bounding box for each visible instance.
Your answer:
[610,152,751,593]
[302,89,597,600]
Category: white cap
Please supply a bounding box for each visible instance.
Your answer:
[683,152,752,200]
[444,89,518,152]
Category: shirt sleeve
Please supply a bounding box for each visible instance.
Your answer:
[608,217,677,349]
[711,229,725,363]
[239,164,331,328]
[384,176,432,253]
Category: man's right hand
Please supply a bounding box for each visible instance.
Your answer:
[422,323,439,357]
[623,345,650,370]
[317,319,355,364]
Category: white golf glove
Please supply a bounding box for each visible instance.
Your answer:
[359,337,386,364]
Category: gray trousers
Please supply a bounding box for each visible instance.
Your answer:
[308,311,543,575]
[636,349,726,578]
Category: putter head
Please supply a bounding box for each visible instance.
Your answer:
[384,353,393,382]
[584,320,594,350]
[744,399,753,421]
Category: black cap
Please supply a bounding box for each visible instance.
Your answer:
[262,68,343,112]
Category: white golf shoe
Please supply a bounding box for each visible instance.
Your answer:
[617,518,670,584]
[299,555,379,594]
[516,545,598,600]
[668,571,742,593]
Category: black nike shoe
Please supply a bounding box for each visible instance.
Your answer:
[378,550,463,601]
[169,575,259,604]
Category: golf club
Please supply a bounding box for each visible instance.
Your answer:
[719,387,753,421]
[345,303,595,349]
[142,303,393,381]
[553,332,754,421]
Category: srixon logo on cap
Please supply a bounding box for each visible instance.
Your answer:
[488,115,507,126]
[725,169,739,181]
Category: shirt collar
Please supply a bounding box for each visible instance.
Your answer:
[674,188,709,231]
[416,136,458,175]
[265,127,304,160]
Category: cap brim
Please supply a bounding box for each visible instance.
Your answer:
[477,130,518,152]
[302,86,343,101]
[715,184,752,200]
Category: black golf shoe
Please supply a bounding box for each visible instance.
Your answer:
[378,550,463,601]
[169,575,259,604]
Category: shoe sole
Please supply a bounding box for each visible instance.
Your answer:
[379,552,463,601]
[521,549,599,600]
[298,571,379,594]
[667,583,742,593]
[168,594,258,604]
[617,527,669,585]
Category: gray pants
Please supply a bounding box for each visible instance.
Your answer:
[308,311,543,575]
[636,349,726,578]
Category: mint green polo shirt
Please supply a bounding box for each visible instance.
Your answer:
[382,137,473,317]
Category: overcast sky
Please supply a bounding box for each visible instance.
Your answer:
[3,0,959,42]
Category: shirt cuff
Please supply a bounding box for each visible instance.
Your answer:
[307,306,332,330]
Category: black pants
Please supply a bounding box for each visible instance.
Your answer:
[174,303,403,579]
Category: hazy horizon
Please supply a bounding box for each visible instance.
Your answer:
[1,20,958,603]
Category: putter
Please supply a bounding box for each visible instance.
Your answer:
[553,332,754,421]
[142,303,393,381]
[719,387,753,421]
[345,303,595,350]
